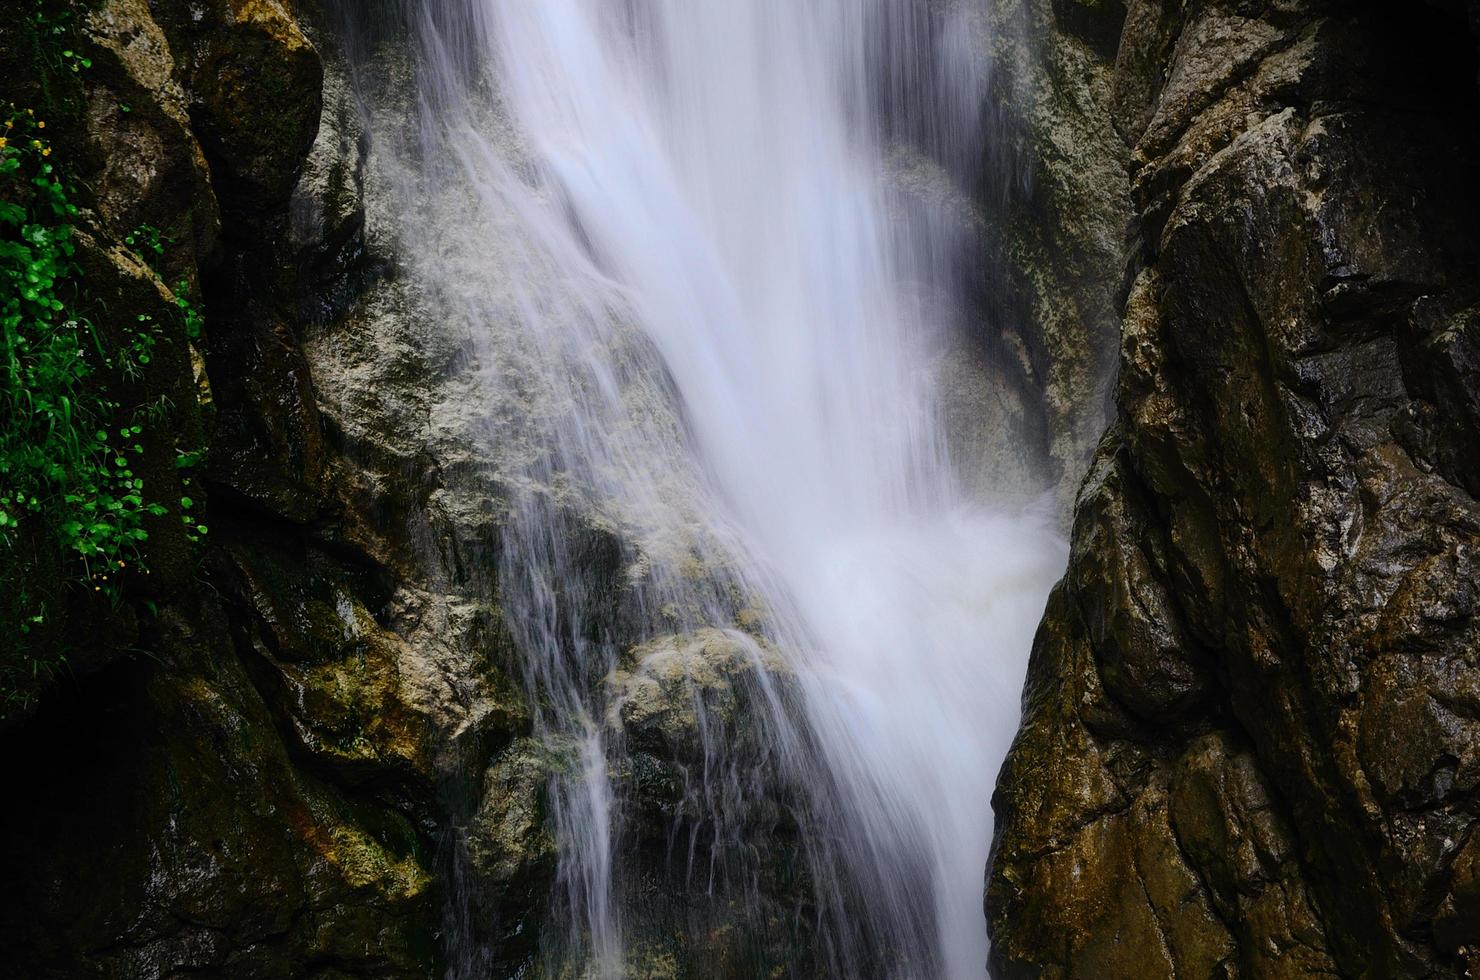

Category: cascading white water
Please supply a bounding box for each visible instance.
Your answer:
[346,0,1065,975]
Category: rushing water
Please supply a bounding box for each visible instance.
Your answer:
[339,1,1064,976]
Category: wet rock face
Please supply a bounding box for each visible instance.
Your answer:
[602,631,820,978]
[969,0,1131,514]
[0,598,437,978]
[0,3,476,975]
[990,2,1480,977]
[149,0,324,219]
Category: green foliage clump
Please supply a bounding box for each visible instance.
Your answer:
[0,108,161,569]
[31,0,92,76]
[0,107,172,706]
[126,223,205,340]
[1,3,211,713]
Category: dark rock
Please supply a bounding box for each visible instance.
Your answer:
[82,0,222,267]
[990,2,1480,976]
[150,0,325,223]
[0,595,436,978]
[0,2,459,973]
[973,0,1131,516]
[603,630,821,979]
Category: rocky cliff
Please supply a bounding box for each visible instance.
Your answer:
[989,1,1480,976]
[971,0,1130,513]
[0,1,461,973]
[6,0,1479,976]
[0,2,821,975]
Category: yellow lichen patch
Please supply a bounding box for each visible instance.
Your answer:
[190,343,213,407]
[228,0,313,54]
[620,945,681,979]
[323,823,431,901]
[284,797,429,904]
[286,602,434,776]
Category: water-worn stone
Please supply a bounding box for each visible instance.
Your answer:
[972,0,1131,516]
[604,630,819,979]
[990,3,1480,976]
[82,0,221,264]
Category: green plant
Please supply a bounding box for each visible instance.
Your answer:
[175,284,204,339]
[1,106,170,708]
[175,449,208,543]
[123,222,166,271]
[125,223,205,340]
[0,107,162,567]
[31,1,92,75]
[1,6,210,714]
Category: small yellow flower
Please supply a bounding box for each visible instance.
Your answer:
[42,147,51,157]
[36,121,44,129]
[0,137,7,149]
[31,139,41,148]
[26,108,33,116]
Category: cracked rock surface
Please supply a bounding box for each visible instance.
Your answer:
[989,1,1480,976]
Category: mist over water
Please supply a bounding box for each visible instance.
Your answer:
[342,1,1065,975]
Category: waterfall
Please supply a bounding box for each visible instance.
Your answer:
[337,1,1065,976]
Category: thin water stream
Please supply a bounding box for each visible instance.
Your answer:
[339,2,1065,976]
